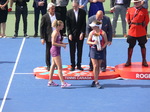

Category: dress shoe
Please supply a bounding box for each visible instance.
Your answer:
[62,33,66,36]
[101,67,106,72]
[89,68,93,71]
[142,60,148,67]
[142,63,148,67]
[125,62,131,67]
[24,34,29,38]
[47,66,50,71]
[12,34,18,39]
[70,67,75,71]
[33,33,38,37]
[77,66,84,71]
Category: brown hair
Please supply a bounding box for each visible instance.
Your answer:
[93,20,102,25]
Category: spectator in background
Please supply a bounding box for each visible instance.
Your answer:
[125,0,149,67]
[110,0,131,37]
[141,0,149,37]
[33,0,47,37]
[40,2,61,71]
[141,0,148,9]
[79,0,88,13]
[0,0,9,38]
[10,0,30,38]
[66,0,86,71]
[88,0,105,18]
[87,10,112,72]
[51,0,69,36]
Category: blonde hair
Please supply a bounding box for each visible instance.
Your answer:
[52,20,63,28]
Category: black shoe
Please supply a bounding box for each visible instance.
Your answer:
[62,33,66,36]
[95,82,102,89]
[47,66,50,71]
[91,81,96,87]
[33,33,38,37]
[89,67,93,71]
[125,60,131,67]
[101,67,106,72]
[77,66,84,71]
[24,34,29,38]
[12,34,18,39]
[70,67,75,71]
[142,60,148,67]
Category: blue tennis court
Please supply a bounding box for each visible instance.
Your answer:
[0,37,150,112]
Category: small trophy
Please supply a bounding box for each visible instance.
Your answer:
[92,33,101,51]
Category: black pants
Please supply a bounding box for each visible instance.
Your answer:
[15,5,28,34]
[127,35,147,48]
[101,47,107,68]
[68,38,84,68]
[55,6,67,34]
[34,6,46,34]
[45,41,52,67]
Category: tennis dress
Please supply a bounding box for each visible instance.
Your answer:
[89,30,104,60]
[50,34,62,57]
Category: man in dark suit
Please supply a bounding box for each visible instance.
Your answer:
[33,0,47,37]
[87,10,112,72]
[11,0,30,38]
[66,0,86,71]
[40,2,61,71]
[110,0,131,37]
[51,0,69,36]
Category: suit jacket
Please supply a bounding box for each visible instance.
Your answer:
[66,8,86,38]
[110,0,131,8]
[15,0,30,6]
[86,15,112,42]
[40,12,61,42]
[143,0,148,8]
[33,0,47,8]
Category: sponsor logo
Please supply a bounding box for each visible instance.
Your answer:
[136,73,150,79]
[65,76,92,80]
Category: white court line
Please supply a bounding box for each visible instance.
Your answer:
[0,38,26,112]
[14,73,34,75]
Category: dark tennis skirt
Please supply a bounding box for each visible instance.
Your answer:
[89,47,104,60]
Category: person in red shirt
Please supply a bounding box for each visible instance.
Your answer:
[125,0,149,67]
